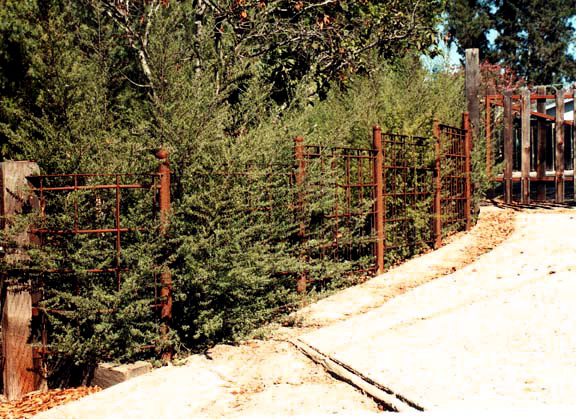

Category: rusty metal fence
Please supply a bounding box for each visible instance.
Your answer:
[295,141,377,285]
[294,114,472,290]
[2,118,471,399]
[381,132,435,262]
[0,152,173,397]
[435,116,472,237]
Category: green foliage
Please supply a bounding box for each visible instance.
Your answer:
[0,0,473,384]
[446,0,576,84]
[281,55,465,146]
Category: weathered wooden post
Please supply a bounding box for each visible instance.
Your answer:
[503,90,514,204]
[536,86,547,201]
[1,161,44,400]
[433,120,442,248]
[462,112,472,231]
[485,86,496,178]
[156,150,172,361]
[521,88,531,204]
[372,126,385,274]
[555,89,565,203]
[294,137,307,294]
[465,48,481,214]
[573,88,576,202]
[465,48,480,145]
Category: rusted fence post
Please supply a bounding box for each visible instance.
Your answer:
[156,150,172,361]
[521,88,531,204]
[433,120,442,249]
[462,112,472,231]
[372,126,385,274]
[555,89,565,203]
[536,86,547,201]
[1,161,45,400]
[503,91,513,204]
[294,137,307,294]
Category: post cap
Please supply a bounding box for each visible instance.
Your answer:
[155,149,169,159]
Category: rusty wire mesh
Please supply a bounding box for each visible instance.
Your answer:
[23,173,165,364]
[381,133,435,263]
[300,146,377,280]
[437,124,469,234]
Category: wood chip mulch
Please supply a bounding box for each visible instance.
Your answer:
[462,208,516,260]
[0,386,101,419]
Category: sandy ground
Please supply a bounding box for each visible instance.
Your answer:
[297,207,576,411]
[12,204,517,419]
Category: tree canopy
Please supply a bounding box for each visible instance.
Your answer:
[446,0,576,85]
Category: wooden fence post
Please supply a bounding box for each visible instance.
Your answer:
[485,86,496,178]
[462,112,472,231]
[503,91,513,204]
[294,137,307,294]
[536,86,547,201]
[372,126,385,274]
[521,88,531,204]
[433,120,442,248]
[1,161,44,401]
[156,150,172,362]
[555,89,565,203]
[465,48,480,145]
[573,88,576,202]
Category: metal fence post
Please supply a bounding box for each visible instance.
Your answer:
[294,137,307,294]
[433,120,442,249]
[462,112,472,231]
[372,126,385,274]
[156,150,172,361]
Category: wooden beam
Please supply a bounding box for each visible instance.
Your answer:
[0,161,44,401]
[573,89,576,202]
[536,86,547,201]
[486,86,496,177]
[555,89,565,203]
[521,88,531,204]
[503,91,514,204]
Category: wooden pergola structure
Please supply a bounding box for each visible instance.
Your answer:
[486,88,575,204]
[465,49,576,204]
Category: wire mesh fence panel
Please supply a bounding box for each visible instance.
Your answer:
[381,134,436,265]
[437,124,469,235]
[22,172,166,382]
[299,146,378,282]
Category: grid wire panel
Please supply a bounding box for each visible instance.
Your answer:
[438,124,468,233]
[381,134,435,264]
[24,173,162,356]
[301,146,377,276]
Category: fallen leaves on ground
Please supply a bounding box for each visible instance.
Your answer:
[0,386,101,419]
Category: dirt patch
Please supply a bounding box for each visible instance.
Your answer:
[191,340,380,417]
